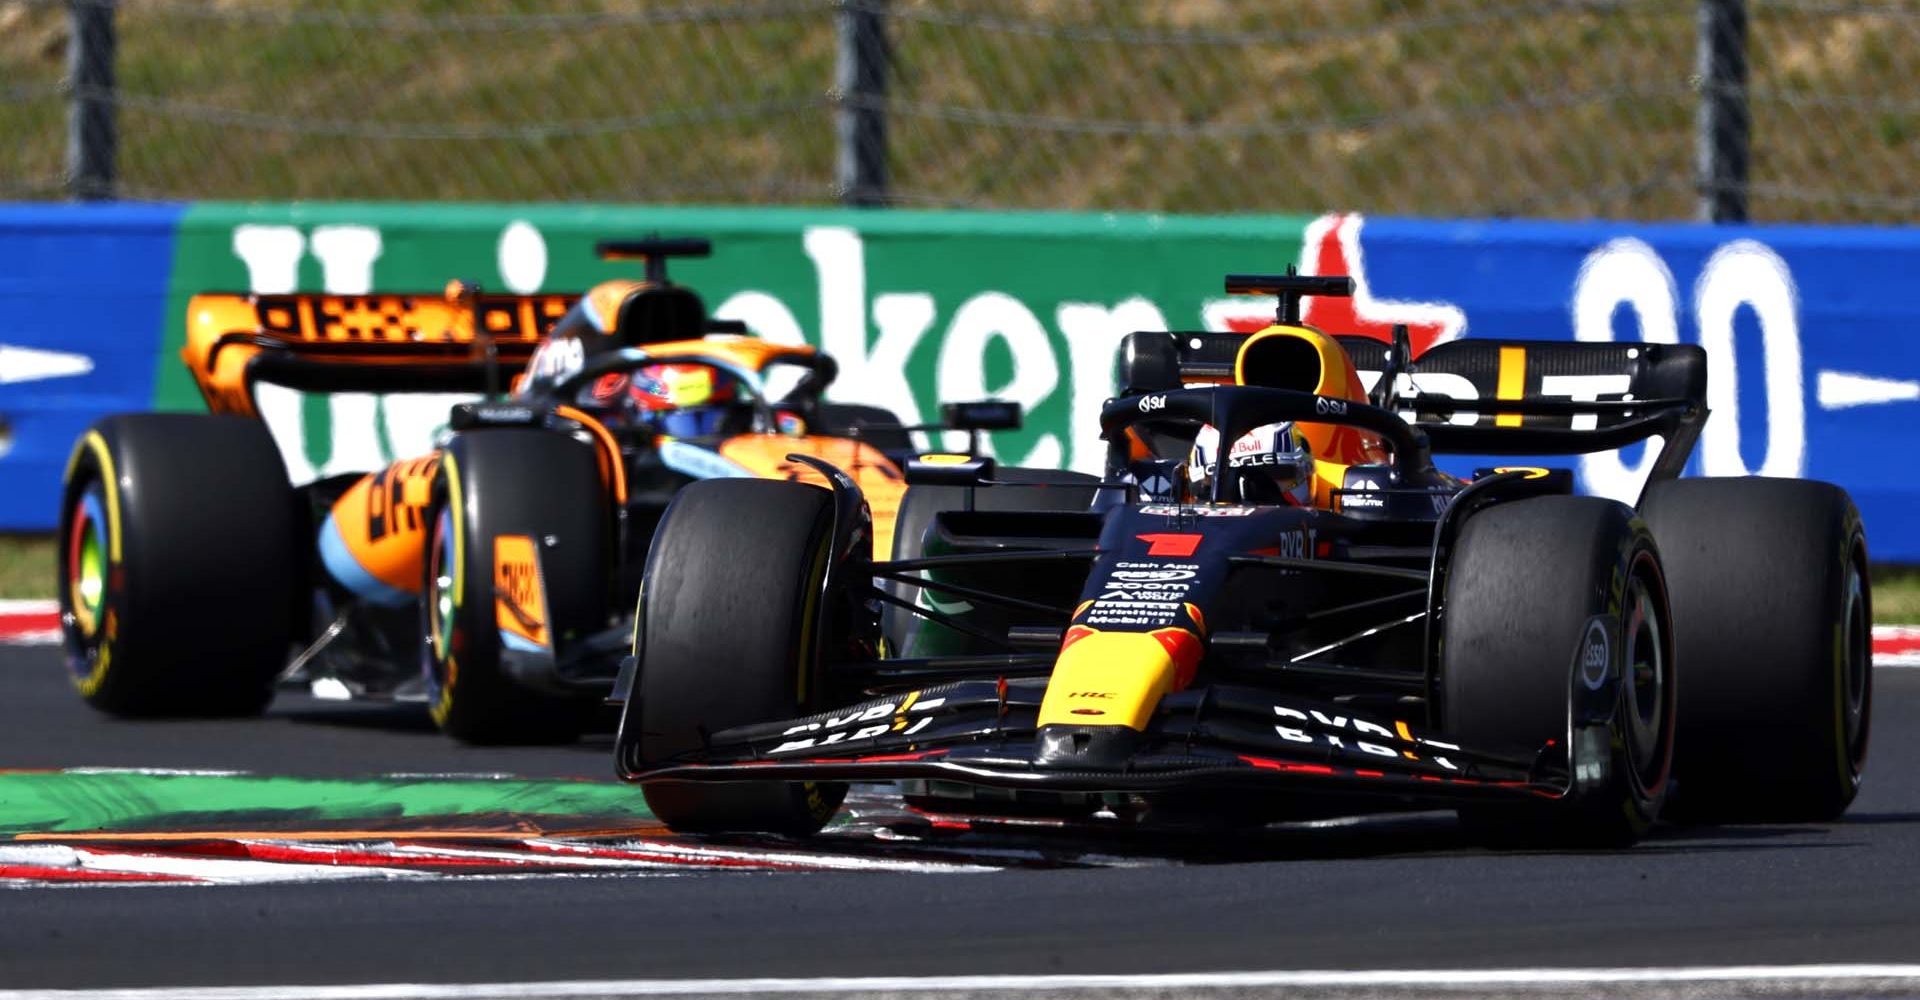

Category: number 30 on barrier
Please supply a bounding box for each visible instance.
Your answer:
[1571,237,1802,500]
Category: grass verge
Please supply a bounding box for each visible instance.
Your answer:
[1874,564,1920,626]
[3,534,1916,623]
[0,535,52,601]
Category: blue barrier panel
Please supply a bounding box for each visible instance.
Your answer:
[1341,214,1919,559]
[0,204,183,530]
[1,204,1915,561]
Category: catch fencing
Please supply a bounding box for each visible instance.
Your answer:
[5,0,1920,222]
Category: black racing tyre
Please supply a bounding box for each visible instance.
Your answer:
[626,478,846,835]
[57,414,300,717]
[1641,477,1870,823]
[1443,496,1674,848]
[422,429,608,745]
[812,402,913,454]
[884,467,1100,656]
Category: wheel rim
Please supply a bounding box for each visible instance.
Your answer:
[1620,554,1671,794]
[424,506,457,698]
[66,493,106,638]
[1841,552,1870,766]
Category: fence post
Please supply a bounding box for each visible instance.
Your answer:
[66,0,117,201]
[835,0,889,207]
[1696,0,1749,223]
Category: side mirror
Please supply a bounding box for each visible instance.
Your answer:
[906,453,998,487]
[941,400,1021,432]
[1116,332,1181,395]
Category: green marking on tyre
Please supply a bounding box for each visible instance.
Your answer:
[0,771,655,836]
[74,533,102,613]
[70,509,104,635]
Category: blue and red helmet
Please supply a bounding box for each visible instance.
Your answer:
[588,363,739,437]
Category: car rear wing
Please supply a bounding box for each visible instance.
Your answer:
[182,289,579,409]
[181,288,751,415]
[1118,327,1707,472]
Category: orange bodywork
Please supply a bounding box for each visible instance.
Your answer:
[718,434,907,557]
[182,291,574,415]
[492,534,551,651]
[625,334,825,375]
[323,455,441,600]
[191,285,910,602]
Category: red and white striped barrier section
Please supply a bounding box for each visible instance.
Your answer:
[0,600,58,645]
[1876,625,1920,667]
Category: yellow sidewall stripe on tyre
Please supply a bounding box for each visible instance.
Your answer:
[67,431,121,696]
[66,431,121,562]
[431,450,464,726]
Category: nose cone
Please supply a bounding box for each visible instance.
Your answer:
[1032,626,1202,770]
[1035,723,1143,770]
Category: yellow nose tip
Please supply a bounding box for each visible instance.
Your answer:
[1037,628,1198,731]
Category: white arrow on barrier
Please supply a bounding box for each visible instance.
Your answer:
[1818,370,1920,410]
[0,344,94,386]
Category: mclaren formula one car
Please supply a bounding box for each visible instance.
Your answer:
[56,237,1014,743]
[616,272,1872,845]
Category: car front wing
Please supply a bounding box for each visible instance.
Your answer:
[619,679,1574,804]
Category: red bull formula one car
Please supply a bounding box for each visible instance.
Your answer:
[56,237,1013,743]
[616,272,1871,844]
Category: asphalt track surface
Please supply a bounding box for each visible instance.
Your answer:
[4,643,1920,992]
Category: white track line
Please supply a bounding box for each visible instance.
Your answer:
[8,966,1920,1000]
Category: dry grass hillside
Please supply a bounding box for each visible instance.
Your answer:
[4,1,1918,221]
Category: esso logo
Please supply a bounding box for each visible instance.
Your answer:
[1579,618,1612,690]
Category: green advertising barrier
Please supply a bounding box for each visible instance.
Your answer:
[163,204,1309,478]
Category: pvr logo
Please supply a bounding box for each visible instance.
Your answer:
[498,559,538,609]
[492,534,548,647]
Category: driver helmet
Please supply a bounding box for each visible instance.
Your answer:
[1186,421,1316,506]
[588,363,740,437]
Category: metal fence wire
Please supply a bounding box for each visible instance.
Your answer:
[4,0,1920,222]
